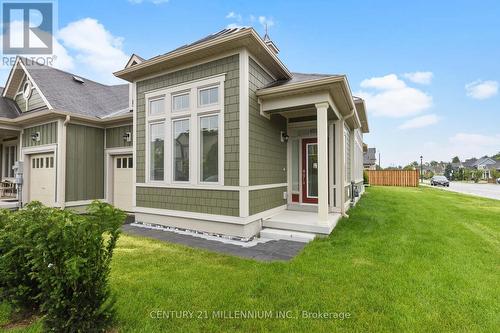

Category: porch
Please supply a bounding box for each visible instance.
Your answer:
[255,75,368,241]
[0,126,21,209]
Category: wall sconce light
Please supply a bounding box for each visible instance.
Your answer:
[280,131,289,143]
[123,132,132,142]
[31,132,40,142]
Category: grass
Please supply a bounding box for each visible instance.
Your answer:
[1,186,499,332]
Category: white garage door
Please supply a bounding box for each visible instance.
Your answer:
[30,153,55,206]
[113,155,133,211]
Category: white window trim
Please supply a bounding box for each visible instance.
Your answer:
[144,74,225,187]
[171,117,191,184]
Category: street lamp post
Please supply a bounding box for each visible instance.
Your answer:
[420,156,423,183]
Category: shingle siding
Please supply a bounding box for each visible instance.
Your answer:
[249,187,287,215]
[105,124,133,148]
[136,187,239,216]
[248,58,287,186]
[22,122,57,147]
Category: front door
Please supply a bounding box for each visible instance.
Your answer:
[302,138,318,204]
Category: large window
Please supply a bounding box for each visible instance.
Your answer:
[145,75,224,185]
[149,122,164,181]
[200,115,219,182]
[173,119,190,182]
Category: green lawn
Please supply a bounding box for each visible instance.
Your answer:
[2,187,499,332]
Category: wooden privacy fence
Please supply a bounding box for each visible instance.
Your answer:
[366,170,419,187]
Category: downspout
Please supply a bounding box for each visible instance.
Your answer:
[59,115,70,209]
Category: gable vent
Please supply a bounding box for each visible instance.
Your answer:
[72,76,84,83]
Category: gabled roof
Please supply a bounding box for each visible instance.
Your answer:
[463,158,477,168]
[1,57,129,120]
[364,148,376,165]
[115,27,291,82]
[475,156,496,166]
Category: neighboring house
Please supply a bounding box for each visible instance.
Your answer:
[463,156,497,179]
[363,147,377,170]
[113,27,369,241]
[0,57,133,212]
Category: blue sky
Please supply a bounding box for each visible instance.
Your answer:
[1,0,499,166]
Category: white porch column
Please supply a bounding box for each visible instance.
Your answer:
[316,102,329,223]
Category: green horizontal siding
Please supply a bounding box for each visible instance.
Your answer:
[22,122,57,147]
[136,55,240,186]
[249,187,287,215]
[136,187,239,216]
[106,125,133,148]
[65,124,104,201]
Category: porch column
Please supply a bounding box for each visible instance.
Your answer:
[316,102,329,223]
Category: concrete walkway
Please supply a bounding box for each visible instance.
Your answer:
[122,223,307,262]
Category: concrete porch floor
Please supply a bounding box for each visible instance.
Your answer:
[263,210,342,235]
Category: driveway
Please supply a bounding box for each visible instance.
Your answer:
[427,182,500,200]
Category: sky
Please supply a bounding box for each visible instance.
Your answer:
[0,0,499,166]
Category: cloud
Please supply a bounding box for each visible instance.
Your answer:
[444,133,500,159]
[58,18,128,83]
[398,114,440,129]
[226,12,242,21]
[360,74,406,90]
[356,74,433,118]
[403,71,433,85]
[465,80,498,100]
[128,0,168,4]
[258,16,274,29]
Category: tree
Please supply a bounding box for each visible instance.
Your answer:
[473,169,484,183]
[457,168,464,181]
[444,163,453,179]
[452,156,460,163]
[430,161,438,167]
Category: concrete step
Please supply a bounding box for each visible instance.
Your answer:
[260,228,317,243]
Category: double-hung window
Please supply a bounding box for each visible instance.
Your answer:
[145,75,224,186]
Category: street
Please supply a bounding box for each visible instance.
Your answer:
[426,181,500,201]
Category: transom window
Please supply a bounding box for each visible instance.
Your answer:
[145,75,224,186]
[198,86,219,107]
[172,92,189,112]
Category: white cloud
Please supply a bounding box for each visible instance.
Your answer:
[398,114,440,129]
[360,74,406,90]
[465,80,498,100]
[58,18,128,84]
[258,16,274,29]
[356,74,433,118]
[445,133,500,160]
[226,12,242,21]
[403,71,433,85]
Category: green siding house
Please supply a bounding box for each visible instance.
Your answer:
[114,28,370,241]
[0,57,133,212]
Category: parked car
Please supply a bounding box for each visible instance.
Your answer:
[497,178,500,184]
[431,175,450,187]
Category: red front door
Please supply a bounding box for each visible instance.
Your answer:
[302,138,318,204]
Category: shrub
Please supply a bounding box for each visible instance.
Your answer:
[363,170,369,184]
[0,201,125,332]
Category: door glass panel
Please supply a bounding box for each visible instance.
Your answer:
[291,139,299,192]
[307,144,318,197]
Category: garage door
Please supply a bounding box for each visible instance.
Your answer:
[113,155,133,211]
[30,153,55,206]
